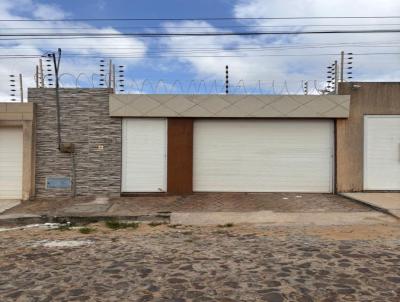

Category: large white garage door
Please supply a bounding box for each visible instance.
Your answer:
[364,115,400,190]
[0,127,23,199]
[194,120,334,192]
[122,119,167,192]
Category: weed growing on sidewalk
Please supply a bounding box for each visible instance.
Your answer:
[105,221,139,230]
[168,224,182,229]
[79,227,95,234]
[148,221,166,227]
[56,224,72,231]
[218,223,234,228]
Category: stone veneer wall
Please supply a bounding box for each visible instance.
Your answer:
[28,88,121,198]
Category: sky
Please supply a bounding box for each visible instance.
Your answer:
[0,0,400,99]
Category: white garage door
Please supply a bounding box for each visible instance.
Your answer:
[364,115,400,190]
[0,127,23,199]
[194,120,334,192]
[122,119,167,192]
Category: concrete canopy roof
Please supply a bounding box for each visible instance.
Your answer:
[109,94,350,118]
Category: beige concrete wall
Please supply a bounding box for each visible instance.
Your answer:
[337,82,400,192]
[110,94,351,118]
[0,103,35,200]
[0,103,34,121]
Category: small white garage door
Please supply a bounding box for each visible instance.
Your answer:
[364,115,400,190]
[0,127,23,199]
[122,119,167,192]
[194,120,334,192]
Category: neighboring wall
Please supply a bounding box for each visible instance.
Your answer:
[337,82,400,192]
[29,88,121,198]
[0,103,35,200]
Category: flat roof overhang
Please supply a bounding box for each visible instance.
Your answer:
[109,94,350,118]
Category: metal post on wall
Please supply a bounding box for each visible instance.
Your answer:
[303,81,308,95]
[346,53,354,81]
[340,50,344,83]
[48,48,62,150]
[19,74,23,102]
[108,59,112,89]
[35,65,39,88]
[225,65,229,94]
[39,58,44,88]
[9,74,16,101]
[334,60,338,94]
[112,64,116,91]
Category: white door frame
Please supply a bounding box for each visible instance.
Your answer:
[121,118,168,192]
[0,126,23,199]
[363,114,400,190]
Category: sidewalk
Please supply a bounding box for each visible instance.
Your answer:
[0,193,395,227]
[341,193,400,219]
[0,200,20,213]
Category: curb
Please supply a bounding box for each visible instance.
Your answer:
[0,215,47,227]
[339,193,400,220]
[0,212,171,227]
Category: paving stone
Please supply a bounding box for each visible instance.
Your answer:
[0,224,400,301]
[262,292,284,302]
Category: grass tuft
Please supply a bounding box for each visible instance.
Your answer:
[148,221,165,227]
[168,224,182,229]
[105,220,139,230]
[56,224,72,231]
[79,227,95,234]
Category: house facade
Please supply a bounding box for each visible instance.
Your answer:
[0,82,399,200]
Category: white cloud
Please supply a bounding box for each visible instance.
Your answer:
[160,0,400,92]
[0,0,399,98]
[33,3,67,20]
[97,0,106,11]
[234,0,400,20]
[0,0,147,100]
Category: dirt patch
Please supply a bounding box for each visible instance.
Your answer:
[33,240,93,248]
[304,223,400,240]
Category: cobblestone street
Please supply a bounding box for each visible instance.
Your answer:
[1,223,400,302]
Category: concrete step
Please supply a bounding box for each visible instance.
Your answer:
[0,212,171,227]
[341,193,400,219]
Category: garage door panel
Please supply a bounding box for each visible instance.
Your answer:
[364,116,400,190]
[0,127,23,199]
[122,119,167,192]
[194,120,333,192]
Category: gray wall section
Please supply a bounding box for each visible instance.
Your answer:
[28,88,121,198]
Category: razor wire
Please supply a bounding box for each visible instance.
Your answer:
[3,72,331,95]
[52,73,329,95]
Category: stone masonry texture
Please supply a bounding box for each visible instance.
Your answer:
[28,88,121,198]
